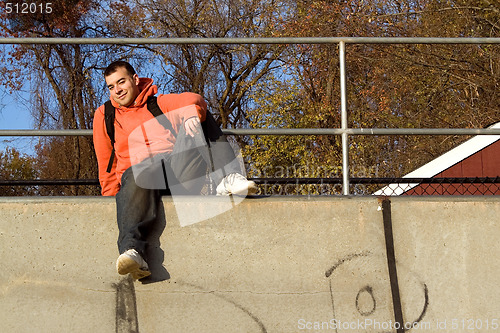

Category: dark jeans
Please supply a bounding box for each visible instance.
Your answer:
[116,112,240,257]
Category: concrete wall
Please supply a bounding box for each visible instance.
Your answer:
[1,196,499,332]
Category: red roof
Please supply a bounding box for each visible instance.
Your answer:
[375,122,500,195]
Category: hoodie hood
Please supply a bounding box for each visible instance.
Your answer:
[110,77,158,109]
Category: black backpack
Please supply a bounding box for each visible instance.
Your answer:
[104,96,175,173]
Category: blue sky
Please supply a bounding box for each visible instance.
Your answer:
[0,88,37,155]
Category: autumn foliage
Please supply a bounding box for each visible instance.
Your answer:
[0,0,498,195]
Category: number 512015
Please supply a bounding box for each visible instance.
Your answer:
[5,3,53,15]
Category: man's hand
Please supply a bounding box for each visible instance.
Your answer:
[184,117,201,137]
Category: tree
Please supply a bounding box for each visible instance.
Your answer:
[107,0,291,130]
[351,0,500,179]
[0,147,38,196]
[0,0,111,195]
[258,0,500,194]
[1,0,497,196]
[243,75,345,195]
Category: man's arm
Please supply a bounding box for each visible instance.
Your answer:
[93,105,121,196]
[157,92,207,125]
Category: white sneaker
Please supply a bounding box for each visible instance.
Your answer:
[116,249,151,280]
[216,173,258,196]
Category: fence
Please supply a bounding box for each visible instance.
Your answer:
[1,37,500,195]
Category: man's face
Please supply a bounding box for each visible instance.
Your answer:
[105,67,140,107]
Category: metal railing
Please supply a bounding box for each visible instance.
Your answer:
[3,177,500,196]
[1,37,500,195]
[1,37,499,45]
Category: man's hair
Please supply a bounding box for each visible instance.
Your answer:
[104,60,136,77]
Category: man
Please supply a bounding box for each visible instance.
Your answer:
[93,60,256,280]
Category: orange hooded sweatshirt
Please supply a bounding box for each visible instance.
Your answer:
[93,78,207,196]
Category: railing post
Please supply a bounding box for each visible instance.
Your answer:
[339,41,350,195]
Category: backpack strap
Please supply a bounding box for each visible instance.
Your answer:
[104,101,116,173]
[103,96,177,173]
[146,96,177,138]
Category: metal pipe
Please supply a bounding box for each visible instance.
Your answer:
[339,41,350,195]
[229,128,500,136]
[0,37,499,45]
[0,129,94,136]
[349,128,500,135]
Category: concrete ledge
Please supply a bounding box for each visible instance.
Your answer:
[1,196,500,332]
